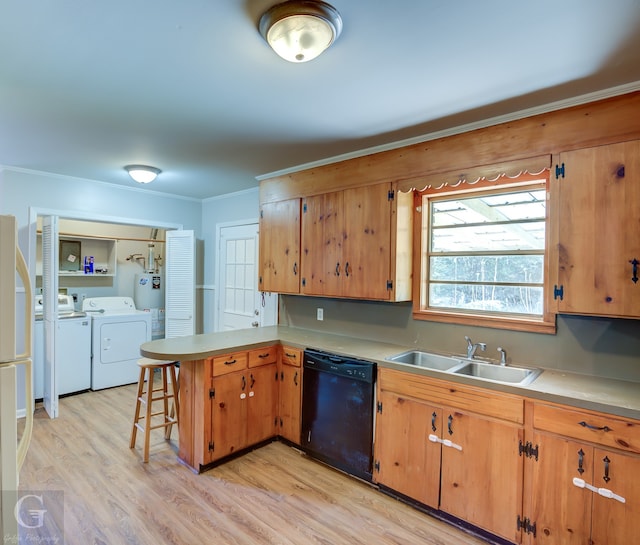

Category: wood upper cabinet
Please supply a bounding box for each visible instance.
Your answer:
[524,402,640,545]
[374,368,525,543]
[301,183,403,300]
[277,345,302,444]
[254,182,410,301]
[259,199,301,294]
[551,140,640,317]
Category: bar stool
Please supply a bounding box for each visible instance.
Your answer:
[130,357,180,462]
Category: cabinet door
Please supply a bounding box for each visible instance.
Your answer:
[374,390,442,508]
[301,191,344,296]
[211,371,248,460]
[440,410,524,543]
[259,199,301,294]
[555,141,640,317]
[342,183,392,299]
[590,448,640,545]
[528,432,592,545]
[278,363,302,444]
[246,364,278,445]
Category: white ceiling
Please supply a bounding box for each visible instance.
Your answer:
[2,0,640,200]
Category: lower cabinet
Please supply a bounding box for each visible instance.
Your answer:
[374,390,441,507]
[523,402,640,545]
[374,368,525,543]
[209,347,278,462]
[178,344,282,470]
[277,346,303,444]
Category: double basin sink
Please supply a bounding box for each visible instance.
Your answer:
[386,350,542,386]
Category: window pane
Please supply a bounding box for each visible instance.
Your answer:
[429,283,544,315]
[430,190,546,252]
[423,183,548,320]
[430,255,544,284]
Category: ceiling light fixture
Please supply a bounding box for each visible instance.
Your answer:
[125,165,161,184]
[259,0,342,63]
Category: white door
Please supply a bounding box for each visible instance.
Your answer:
[41,215,58,418]
[165,229,195,338]
[217,224,277,332]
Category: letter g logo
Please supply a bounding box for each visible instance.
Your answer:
[15,494,47,529]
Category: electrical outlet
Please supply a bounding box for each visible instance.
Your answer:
[317,308,323,321]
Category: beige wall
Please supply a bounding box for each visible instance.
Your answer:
[280,295,640,383]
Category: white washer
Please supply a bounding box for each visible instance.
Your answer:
[82,296,152,390]
[34,294,91,397]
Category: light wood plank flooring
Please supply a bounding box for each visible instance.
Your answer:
[19,385,490,545]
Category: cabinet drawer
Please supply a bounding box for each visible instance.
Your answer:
[281,346,302,367]
[248,345,278,368]
[533,402,640,455]
[212,352,248,376]
[378,368,523,424]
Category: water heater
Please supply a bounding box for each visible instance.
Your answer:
[134,273,165,339]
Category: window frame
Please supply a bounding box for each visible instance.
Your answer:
[412,170,556,334]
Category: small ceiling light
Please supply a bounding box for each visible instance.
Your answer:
[125,165,161,184]
[259,0,342,63]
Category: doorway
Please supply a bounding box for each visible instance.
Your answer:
[216,223,277,331]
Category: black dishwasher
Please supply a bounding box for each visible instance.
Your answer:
[301,349,376,481]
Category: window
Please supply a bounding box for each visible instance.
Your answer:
[414,170,555,333]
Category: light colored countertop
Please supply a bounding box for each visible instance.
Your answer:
[141,325,640,420]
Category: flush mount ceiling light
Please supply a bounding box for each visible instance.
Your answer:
[125,165,161,184]
[259,0,342,63]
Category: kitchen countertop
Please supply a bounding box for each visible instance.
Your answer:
[141,325,640,420]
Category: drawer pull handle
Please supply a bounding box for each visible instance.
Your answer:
[285,352,297,359]
[250,374,256,389]
[577,449,585,475]
[603,456,611,483]
[578,421,611,432]
[258,353,270,359]
[293,371,298,387]
[447,414,454,436]
[431,412,437,432]
[224,359,237,366]
[241,375,246,391]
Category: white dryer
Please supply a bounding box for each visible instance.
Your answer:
[82,297,152,390]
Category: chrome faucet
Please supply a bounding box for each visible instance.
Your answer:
[497,347,507,366]
[464,336,486,360]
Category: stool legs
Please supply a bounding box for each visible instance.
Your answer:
[130,363,179,462]
[129,366,146,451]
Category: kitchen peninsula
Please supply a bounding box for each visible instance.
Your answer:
[141,325,640,420]
[141,326,640,544]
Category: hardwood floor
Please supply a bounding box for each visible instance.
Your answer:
[19,385,490,545]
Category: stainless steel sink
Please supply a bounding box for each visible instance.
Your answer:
[386,350,462,371]
[451,361,542,385]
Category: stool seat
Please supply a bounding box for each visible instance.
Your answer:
[130,357,180,463]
